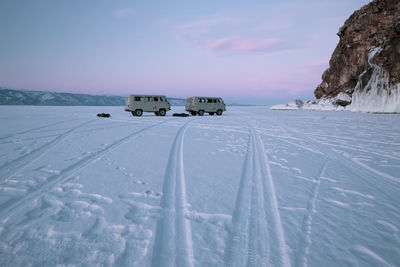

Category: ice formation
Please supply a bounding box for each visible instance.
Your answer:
[270,99,303,110]
[302,98,343,111]
[347,47,400,113]
[273,47,400,113]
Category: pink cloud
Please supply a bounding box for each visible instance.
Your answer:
[113,8,133,17]
[178,17,293,54]
[202,36,284,53]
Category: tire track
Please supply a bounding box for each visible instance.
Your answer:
[274,122,399,205]
[224,123,290,267]
[0,120,168,222]
[295,160,328,267]
[265,120,398,265]
[0,119,95,182]
[0,118,78,141]
[256,124,291,267]
[152,120,194,267]
[0,133,61,145]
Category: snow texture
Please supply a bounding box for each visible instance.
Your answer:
[0,106,399,266]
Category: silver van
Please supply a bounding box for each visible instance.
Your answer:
[185,97,226,116]
[125,95,171,116]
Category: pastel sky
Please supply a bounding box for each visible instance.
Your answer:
[0,0,370,104]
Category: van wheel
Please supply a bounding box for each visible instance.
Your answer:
[209,112,214,115]
[135,109,143,116]
[158,109,166,116]
[190,111,197,116]
[155,111,159,116]
[131,111,136,116]
[216,109,223,116]
[198,110,204,116]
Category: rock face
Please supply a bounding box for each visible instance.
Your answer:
[314,0,400,108]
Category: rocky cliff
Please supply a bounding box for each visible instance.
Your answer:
[314,0,400,112]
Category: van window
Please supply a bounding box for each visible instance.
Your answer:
[199,98,206,103]
[213,99,217,103]
[218,99,221,103]
[160,96,166,102]
[134,96,143,101]
[207,98,213,103]
[154,97,159,101]
[145,97,152,102]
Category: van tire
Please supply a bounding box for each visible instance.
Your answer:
[131,111,136,116]
[135,109,143,116]
[216,109,223,116]
[158,109,166,116]
[155,111,159,116]
[198,110,204,116]
[209,112,214,115]
[190,111,197,116]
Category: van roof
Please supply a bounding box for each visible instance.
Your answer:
[128,95,167,97]
[188,96,223,99]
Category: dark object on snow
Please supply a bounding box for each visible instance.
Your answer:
[333,99,351,107]
[97,113,110,117]
[173,113,189,117]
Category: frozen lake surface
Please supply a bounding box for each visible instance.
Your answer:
[0,106,399,266]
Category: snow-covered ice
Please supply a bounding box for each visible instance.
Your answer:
[0,106,399,266]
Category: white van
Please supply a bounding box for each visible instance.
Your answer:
[185,97,226,116]
[125,95,171,116]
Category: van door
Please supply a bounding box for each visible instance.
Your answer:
[198,98,206,111]
[133,96,144,110]
[144,96,153,111]
[153,96,160,111]
[212,99,218,112]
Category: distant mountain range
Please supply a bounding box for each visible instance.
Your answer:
[0,87,255,107]
[0,87,186,106]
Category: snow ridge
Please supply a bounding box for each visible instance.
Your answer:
[152,120,195,267]
[224,122,290,267]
